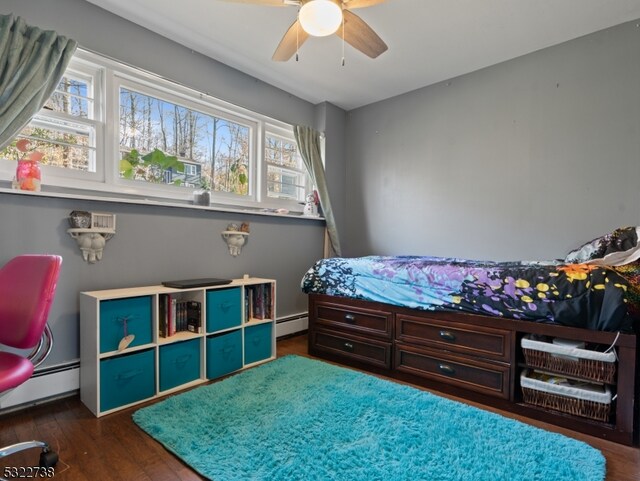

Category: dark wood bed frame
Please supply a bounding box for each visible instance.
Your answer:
[308,293,639,445]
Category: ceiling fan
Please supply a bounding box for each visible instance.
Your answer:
[220,0,388,61]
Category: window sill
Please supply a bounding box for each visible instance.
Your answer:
[0,185,326,222]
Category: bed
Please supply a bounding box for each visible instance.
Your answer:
[302,227,640,445]
[302,227,640,333]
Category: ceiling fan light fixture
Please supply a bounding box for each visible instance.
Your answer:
[299,0,343,37]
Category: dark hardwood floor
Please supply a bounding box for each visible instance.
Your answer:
[1,334,638,480]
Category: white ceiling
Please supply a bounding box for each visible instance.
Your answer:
[86,0,640,111]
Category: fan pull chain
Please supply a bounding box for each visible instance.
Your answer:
[296,14,300,62]
[341,10,345,66]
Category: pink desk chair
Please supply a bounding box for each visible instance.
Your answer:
[0,255,62,469]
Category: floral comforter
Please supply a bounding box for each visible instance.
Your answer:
[301,256,640,333]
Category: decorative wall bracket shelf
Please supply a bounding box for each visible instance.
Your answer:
[221,231,249,257]
[67,228,115,263]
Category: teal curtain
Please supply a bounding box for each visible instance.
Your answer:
[294,125,342,257]
[0,14,77,150]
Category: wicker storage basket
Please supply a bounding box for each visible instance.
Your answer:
[521,335,616,384]
[520,370,612,422]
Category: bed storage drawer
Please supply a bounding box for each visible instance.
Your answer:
[311,329,391,369]
[395,343,510,399]
[313,302,393,340]
[396,314,512,362]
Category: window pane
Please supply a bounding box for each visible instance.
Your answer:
[1,125,93,172]
[210,120,250,195]
[0,66,97,175]
[267,165,305,200]
[119,87,251,195]
[44,76,92,118]
[266,134,307,201]
[265,135,300,169]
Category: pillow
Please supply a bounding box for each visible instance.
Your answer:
[564,226,640,266]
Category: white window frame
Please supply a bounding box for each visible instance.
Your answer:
[0,51,105,186]
[263,124,311,206]
[111,73,259,204]
[0,48,313,212]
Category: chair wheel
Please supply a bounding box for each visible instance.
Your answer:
[39,450,58,468]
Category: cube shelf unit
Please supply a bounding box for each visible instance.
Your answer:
[80,277,276,417]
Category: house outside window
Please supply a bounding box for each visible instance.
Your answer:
[118,86,252,196]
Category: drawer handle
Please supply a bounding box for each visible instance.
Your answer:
[343,342,354,352]
[220,346,235,360]
[438,364,456,376]
[220,302,232,310]
[439,330,456,342]
[115,369,143,381]
[175,354,192,365]
[344,314,356,323]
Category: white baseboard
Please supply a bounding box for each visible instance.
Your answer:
[276,315,308,338]
[0,366,79,411]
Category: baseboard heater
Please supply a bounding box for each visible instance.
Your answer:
[275,313,308,339]
[0,360,79,412]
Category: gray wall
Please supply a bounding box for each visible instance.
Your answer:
[0,194,324,366]
[345,20,640,261]
[1,0,329,367]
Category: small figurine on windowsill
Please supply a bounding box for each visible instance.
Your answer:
[303,192,319,217]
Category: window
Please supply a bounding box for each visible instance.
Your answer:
[118,87,252,196]
[0,57,102,182]
[0,49,313,211]
[265,130,309,203]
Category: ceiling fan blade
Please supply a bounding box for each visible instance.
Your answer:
[336,10,388,58]
[342,0,386,9]
[272,20,310,61]
[217,0,291,6]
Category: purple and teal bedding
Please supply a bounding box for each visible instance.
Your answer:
[302,255,640,333]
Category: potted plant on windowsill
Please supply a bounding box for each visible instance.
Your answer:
[193,176,211,206]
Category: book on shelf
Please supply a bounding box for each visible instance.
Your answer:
[265,284,272,319]
[244,283,272,322]
[187,301,202,333]
[160,294,202,337]
[159,294,168,337]
[169,295,176,337]
[244,287,251,323]
[258,283,265,320]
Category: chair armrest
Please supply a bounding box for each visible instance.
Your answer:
[27,325,54,369]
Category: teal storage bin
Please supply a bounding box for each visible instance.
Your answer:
[244,323,273,365]
[100,349,155,412]
[100,296,152,354]
[206,287,242,333]
[207,329,242,379]
[159,339,201,392]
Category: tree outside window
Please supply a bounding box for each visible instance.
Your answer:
[118,88,250,195]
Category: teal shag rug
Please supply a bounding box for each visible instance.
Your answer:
[133,355,605,481]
